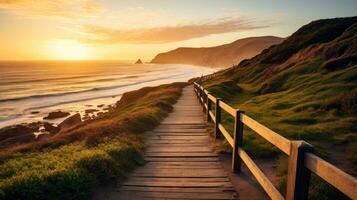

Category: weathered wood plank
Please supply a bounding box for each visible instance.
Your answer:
[144,156,219,162]
[146,147,211,153]
[238,148,284,200]
[147,143,208,147]
[154,129,207,133]
[145,152,217,157]
[136,165,222,169]
[218,123,234,147]
[241,114,291,155]
[157,125,207,129]
[124,181,232,187]
[147,137,208,141]
[207,93,216,103]
[286,141,313,200]
[118,191,236,199]
[209,110,216,122]
[132,168,226,174]
[127,177,229,182]
[146,140,208,144]
[151,132,207,136]
[119,186,235,193]
[143,161,221,166]
[219,101,236,117]
[305,153,357,199]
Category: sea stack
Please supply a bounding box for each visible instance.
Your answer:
[135,59,143,64]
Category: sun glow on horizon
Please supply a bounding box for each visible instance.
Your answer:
[48,39,92,60]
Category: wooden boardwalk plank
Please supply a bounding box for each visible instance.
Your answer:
[126,177,229,182]
[119,186,235,193]
[123,181,233,188]
[146,147,212,152]
[117,191,236,200]
[144,157,219,162]
[145,152,217,157]
[112,86,237,199]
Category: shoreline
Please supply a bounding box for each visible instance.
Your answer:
[0,63,217,129]
[0,94,121,129]
[0,95,119,150]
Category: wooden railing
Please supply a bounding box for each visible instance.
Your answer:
[193,82,356,200]
[196,71,222,83]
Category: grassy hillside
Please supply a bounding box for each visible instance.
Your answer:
[151,36,284,68]
[201,16,356,199]
[0,83,185,200]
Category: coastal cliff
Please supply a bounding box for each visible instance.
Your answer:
[151,36,284,68]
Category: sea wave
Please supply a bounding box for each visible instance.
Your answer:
[0,74,141,85]
[0,73,187,102]
[25,94,122,110]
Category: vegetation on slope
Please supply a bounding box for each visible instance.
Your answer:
[0,83,185,200]
[201,16,357,199]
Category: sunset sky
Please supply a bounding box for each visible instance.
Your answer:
[0,0,356,61]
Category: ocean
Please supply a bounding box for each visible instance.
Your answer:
[0,61,215,128]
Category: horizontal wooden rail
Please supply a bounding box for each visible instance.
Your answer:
[238,148,285,200]
[305,153,357,199]
[218,124,234,147]
[219,101,236,117]
[195,71,221,83]
[207,93,217,103]
[241,114,291,155]
[209,111,216,123]
[193,81,356,200]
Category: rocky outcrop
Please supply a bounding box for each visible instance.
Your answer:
[43,122,60,134]
[135,59,143,64]
[27,121,42,132]
[85,109,99,114]
[37,133,51,140]
[43,111,70,120]
[0,125,35,148]
[58,113,82,130]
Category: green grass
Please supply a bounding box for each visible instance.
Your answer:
[203,60,356,199]
[0,139,142,200]
[0,82,186,200]
[205,61,357,158]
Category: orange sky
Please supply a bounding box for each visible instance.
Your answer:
[0,0,356,61]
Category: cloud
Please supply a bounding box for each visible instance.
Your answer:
[81,17,269,44]
[0,0,102,18]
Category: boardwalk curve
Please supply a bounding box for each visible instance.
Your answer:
[115,86,237,199]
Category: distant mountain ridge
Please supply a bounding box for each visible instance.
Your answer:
[151,36,284,68]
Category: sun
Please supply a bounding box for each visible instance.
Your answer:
[49,39,91,60]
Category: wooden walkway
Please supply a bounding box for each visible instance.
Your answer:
[114,86,237,199]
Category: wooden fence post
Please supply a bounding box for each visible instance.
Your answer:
[286,141,313,200]
[207,93,211,122]
[215,98,221,139]
[200,89,203,104]
[197,86,200,100]
[197,86,201,103]
[232,109,244,172]
[202,92,206,112]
